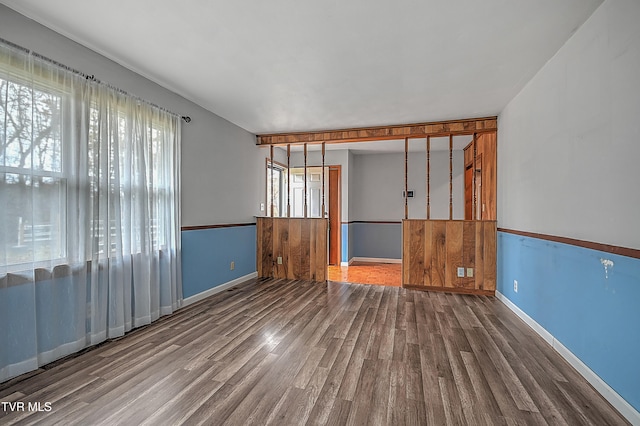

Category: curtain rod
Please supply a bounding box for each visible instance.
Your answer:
[0,37,192,123]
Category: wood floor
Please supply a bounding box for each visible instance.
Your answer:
[327,262,402,287]
[0,278,628,425]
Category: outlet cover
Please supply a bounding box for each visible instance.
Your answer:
[277,256,283,265]
[230,261,235,270]
[514,280,518,293]
[457,267,465,278]
[467,268,474,277]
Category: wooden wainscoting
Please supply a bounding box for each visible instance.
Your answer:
[257,217,328,281]
[402,219,496,295]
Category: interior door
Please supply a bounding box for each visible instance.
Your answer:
[289,167,327,218]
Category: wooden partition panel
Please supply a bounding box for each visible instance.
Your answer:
[402,219,496,295]
[257,217,328,281]
[476,132,497,220]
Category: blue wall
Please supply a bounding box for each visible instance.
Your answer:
[498,231,640,412]
[1,273,87,381]
[341,223,350,263]
[350,222,402,259]
[181,225,257,298]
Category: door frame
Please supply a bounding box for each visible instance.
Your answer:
[328,166,341,265]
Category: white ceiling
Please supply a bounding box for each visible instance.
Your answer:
[2,0,602,134]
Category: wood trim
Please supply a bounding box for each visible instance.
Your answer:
[449,134,453,220]
[287,144,291,217]
[426,136,430,220]
[303,143,308,218]
[404,137,408,220]
[265,157,268,218]
[472,133,477,220]
[498,228,640,260]
[256,116,498,145]
[321,142,326,219]
[181,223,256,231]
[270,145,274,217]
[328,167,341,265]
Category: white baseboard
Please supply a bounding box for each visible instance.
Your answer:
[496,291,640,425]
[349,257,402,264]
[183,272,257,307]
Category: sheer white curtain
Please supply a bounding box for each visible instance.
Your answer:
[0,40,182,382]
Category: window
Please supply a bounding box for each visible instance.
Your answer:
[266,160,285,217]
[0,74,67,266]
[1,47,178,269]
[265,163,329,218]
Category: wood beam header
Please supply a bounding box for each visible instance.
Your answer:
[256,116,497,146]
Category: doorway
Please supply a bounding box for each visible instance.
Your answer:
[286,166,341,266]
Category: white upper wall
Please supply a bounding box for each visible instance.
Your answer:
[0,5,264,226]
[350,150,464,221]
[498,0,640,249]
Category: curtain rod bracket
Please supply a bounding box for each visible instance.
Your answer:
[182,116,192,123]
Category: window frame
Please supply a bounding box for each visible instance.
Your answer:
[0,69,70,270]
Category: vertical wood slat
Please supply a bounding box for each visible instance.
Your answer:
[272,218,281,277]
[462,221,475,290]
[472,133,477,220]
[322,142,326,219]
[426,136,431,220]
[431,221,446,288]
[256,217,327,281]
[270,145,275,218]
[287,144,291,217]
[316,219,327,281]
[262,218,273,278]
[290,218,301,280]
[445,221,462,288]
[408,220,425,286]
[404,137,408,220]
[304,143,308,218]
[402,221,410,285]
[475,221,484,290]
[301,218,311,279]
[309,219,316,280]
[401,219,496,296]
[483,221,497,291]
[423,220,432,287]
[449,135,453,220]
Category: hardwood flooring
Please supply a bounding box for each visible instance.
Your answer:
[0,278,628,425]
[328,262,402,287]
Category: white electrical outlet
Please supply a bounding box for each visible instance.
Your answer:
[230,261,235,270]
[277,256,283,265]
[260,203,265,211]
[514,280,518,293]
[467,268,474,277]
[457,267,465,278]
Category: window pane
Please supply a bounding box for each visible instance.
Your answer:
[0,78,62,172]
[0,172,66,265]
